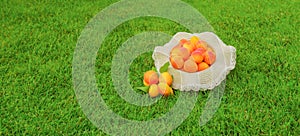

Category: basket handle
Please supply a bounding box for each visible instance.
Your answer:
[223,45,236,71]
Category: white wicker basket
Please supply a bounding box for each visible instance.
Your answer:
[152,32,236,91]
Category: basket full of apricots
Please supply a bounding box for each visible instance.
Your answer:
[139,32,236,97]
[169,35,215,73]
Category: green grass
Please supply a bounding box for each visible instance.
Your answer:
[1,0,299,135]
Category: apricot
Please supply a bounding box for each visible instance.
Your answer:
[203,50,216,65]
[170,44,181,52]
[170,55,184,69]
[198,62,209,71]
[158,82,168,95]
[195,40,208,49]
[164,85,174,97]
[183,59,198,73]
[158,83,173,97]
[190,36,200,46]
[170,47,190,61]
[159,72,173,86]
[191,51,204,64]
[180,39,188,45]
[182,42,195,54]
[148,84,160,98]
[167,86,174,96]
[194,48,206,56]
[143,70,159,86]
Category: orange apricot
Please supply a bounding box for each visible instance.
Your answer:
[179,39,189,45]
[149,84,160,98]
[182,42,195,54]
[170,44,181,52]
[203,50,216,65]
[190,36,200,46]
[170,47,190,61]
[158,82,173,97]
[167,86,174,96]
[159,72,173,86]
[191,51,204,64]
[163,85,174,97]
[194,48,206,56]
[198,62,209,71]
[143,70,159,86]
[195,40,208,49]
[170,55,184,69]
[183,59,198,73]
[158,82,168,95]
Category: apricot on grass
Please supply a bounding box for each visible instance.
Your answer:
[159,72,173,86]
[149,84,160,98]
[183,59,198,73]
[158,82,173,97]
[143,70,159,86]
[164,85,174,97]
[198,62,209,71]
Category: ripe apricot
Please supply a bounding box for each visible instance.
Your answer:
[195,40,208,49]
[170,44,181,52]
[158,82,168,95]
[163,85,174,97]
[168,86,174,96]
[194,48,206,56]
[143,70,159,86]
[149,84,160,98]
[170,55,184,69]
[183,59,198,73]
[191,51,204,64]
[190,36,199,46]
[182,42,195,54]
[203,50,216,65]
[180,39,188,45]
[170,47,190,61]
[158,82,173,97]
[159,72,173,86]
[198,62,209,71]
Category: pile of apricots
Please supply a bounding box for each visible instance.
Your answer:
[169,36,216,73]
[143,70,173,98]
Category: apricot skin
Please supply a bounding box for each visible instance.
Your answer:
[158,82,173,97]
[183,59,198,73]
[159,72,173,86]
[198,62,209,71]
[171,47,190,61]
[193,48,206,56]
[143,70,159,86]
[182,42,195,54]
[170,55,184,69]
[190,36,200,46]
[149,84,160,98]
[180,39,188,45]
[191,51,204,64]
[195,40,208,50]
[203,51,216,65]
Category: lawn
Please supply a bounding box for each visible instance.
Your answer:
[1,0,299,135]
